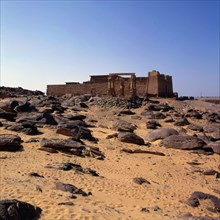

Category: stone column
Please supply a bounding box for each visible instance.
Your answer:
[130,75,137,98]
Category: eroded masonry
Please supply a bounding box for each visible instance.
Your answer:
[47,70,174,98]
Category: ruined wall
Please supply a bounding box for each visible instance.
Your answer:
[157,74,173,97]
[146,71,173,97]
[47,85,68,96]
[146,71,159,96]
[47,71,173,97]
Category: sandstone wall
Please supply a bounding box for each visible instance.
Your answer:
[47,72,173,97]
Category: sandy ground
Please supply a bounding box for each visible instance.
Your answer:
[0,98,220,219]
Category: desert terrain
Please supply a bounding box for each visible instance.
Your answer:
[0,88,219,220]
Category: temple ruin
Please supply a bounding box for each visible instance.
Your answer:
[47,70,174,98]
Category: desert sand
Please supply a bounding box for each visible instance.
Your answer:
[0,94,220,220]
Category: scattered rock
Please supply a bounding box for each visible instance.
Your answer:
[118,109,135,115]
[106,133,118,139]
[161,135,205,150]
[65,114,86,121]
[6,122,40,135]
[112,120,137,132]
[58,162,99,176]
[174,117,190,126]
[205,142,220,155]
[186,191,220,212]
[56,124,97,142]
[0,134,23,151]
[146,120,161,129]
[145,127,178,141]
[58,202,74,206]
[185,109,202,119]
[187,124,204,132]
[133,177,150,185]
[121,148,165,156]
[0,199,42,220]
[55,182,89,196]
[28,172,44,178]
[118,132,144,145]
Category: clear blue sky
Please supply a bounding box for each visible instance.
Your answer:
[1,0,219,96]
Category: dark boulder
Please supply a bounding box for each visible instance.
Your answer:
[65,114,86,121]
[14,102,36,112]
[118,132,144,145]
[161,135,206,150]
[112,120,137,132]
[79,102,88,108]
[0,134,22,151]
[55,182,89,196]
[0,109,17,121]
[187,124,204,132]
[205,142,220,155]
[6,122,39,135]
[185,109,202,119]
[145,128,178,142]
[146,120,161,129]
[118,109,135,115]
[56,124,97,142]
[40,138,84,156]
[203,124,220,141]
[174,117,190,126]
[0,199,42,220]
[186,191,220,213]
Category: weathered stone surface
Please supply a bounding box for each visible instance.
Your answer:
[186,191,220,213]
[79,102,88,108]
[0,199,42,220]
[164,116,174,123]
[0,134,22,151]
[118,132,144,145]
[40,138,84,155]
[6,122,39,135]
[145,127,179,141]
[56,124,97,142]
[187,124,203,132]
[0,109,17,121]
[14,102,36,112]
[204,124,220,140]
[161,135,206,150]
[55,182,89,196]
[148,112,166,119]
[16,111,57,126]
[118,109,135,115]
[58,162,99,176]
[8,100,19,109]
[174,117,190,126]
[65,114,86,121]
[146,103,173,112]
[205,142,220,155]
[180,213,220,220]
[121,148,165,156]
[40,138,104,159]
[146,120,161,129]
[112,120,137,132]
[185,109,202,119]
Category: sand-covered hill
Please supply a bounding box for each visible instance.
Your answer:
[0,93,219,220]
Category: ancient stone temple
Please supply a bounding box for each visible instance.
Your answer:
[47,70,174,98]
